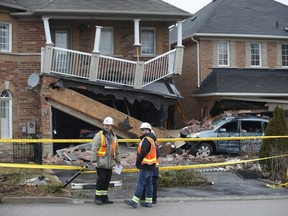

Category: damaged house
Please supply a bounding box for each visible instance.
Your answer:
[0,0,191,158]
[170,0,288,125]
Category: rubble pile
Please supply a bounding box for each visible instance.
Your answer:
[42,142,247,173]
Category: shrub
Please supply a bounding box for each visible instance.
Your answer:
[158,169,207,187]
[259,106,288,181]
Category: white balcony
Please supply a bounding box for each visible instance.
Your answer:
[41,45,183,89]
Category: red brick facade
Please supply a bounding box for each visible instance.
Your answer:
[0,10,173,157]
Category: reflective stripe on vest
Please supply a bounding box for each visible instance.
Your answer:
[138,136,157,165]
[97,131,117,157]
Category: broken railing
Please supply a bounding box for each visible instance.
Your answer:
[142,49,176,87]
[41,46,179,89]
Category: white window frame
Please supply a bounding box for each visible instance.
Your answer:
[99,27,114,55]
[141,27,156,55]
[0,22,12,52]
[1,90,12,138]
[281,44,288,67]
[217,41,230,66]
[250,42,262,67]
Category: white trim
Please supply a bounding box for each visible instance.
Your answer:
[0,22,12,52]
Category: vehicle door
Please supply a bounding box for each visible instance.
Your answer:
[239,120,264,154]
[216,120,240,153]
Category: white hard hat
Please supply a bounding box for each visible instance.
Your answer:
[139,122,152,130]
[103,116,114,125]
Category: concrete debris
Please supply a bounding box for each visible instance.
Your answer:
[24,176,49,185]
[42,115,261,173]
[43,145,260,174]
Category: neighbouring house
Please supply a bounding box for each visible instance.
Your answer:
[170,0,288,126]
[0,0,191,159]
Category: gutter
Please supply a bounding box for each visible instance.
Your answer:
[192,92,288,97]
[0,3,26,10]
[191,36,200,88]
[222,97,288,104]
[188,33,288,40]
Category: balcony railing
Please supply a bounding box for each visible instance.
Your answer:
[41,45,183,89]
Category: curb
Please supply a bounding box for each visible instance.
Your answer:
[2,195,288,204]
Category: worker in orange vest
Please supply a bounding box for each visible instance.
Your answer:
[91,116,121,205]
[124,122,157,208]
[140,129,160,204]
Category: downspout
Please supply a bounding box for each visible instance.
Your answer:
[191,36,200,88]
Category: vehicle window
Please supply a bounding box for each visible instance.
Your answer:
[220,121,238,133]
[241,121,262,133]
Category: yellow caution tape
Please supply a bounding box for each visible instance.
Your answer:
[266,182,288,188]
[0,163,82,170]
[1,154,287,174]
[1,135,288,143]
[266,168,288,188]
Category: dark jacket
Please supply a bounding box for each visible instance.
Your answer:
[136,132,157,170]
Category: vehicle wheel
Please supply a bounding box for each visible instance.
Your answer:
[196,143,213,157]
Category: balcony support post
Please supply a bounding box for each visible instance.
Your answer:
[133,61,144,89]
[177,21,183,47]
[93,26,103,53]
[174,21,184,75]
[174,46,184,75]
[43,43,54,74]
[42,18,53,45]
[89,52,100,82]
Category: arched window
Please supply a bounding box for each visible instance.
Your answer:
[1,90,12,138]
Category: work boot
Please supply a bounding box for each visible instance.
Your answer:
[94,199,103,205]
[103,200,113,204]
[140,202,152,208]
[124,200,138,208]
[102,195,113,204]
[94,195,103,205]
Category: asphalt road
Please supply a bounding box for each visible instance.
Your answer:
[1,198,287,216]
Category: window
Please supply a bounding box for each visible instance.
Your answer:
[217,41,230,66]
[281,44,288,67]
[0,22,12,52]
[241,121,262,133]
[220,121,238,133]
[100,27,113,55]
[1,90,12,138]
[250,42,261,66]
[141,28,155,55]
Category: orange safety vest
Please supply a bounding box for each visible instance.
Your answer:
[97,131,117,157]
[138,136,157,165]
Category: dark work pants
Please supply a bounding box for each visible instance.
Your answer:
[141,176,158,202]
[95,167,112,201]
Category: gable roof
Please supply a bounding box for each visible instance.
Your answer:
[192,68,288,96]
[170,0,288,43]
[1,0,191,21]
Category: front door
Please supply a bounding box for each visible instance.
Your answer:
[52,28,71,73]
